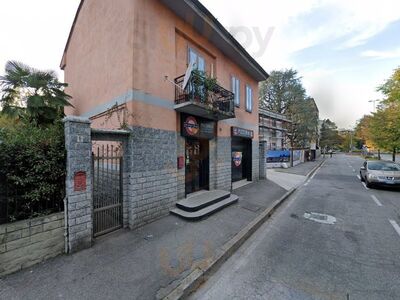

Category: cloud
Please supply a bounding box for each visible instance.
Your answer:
[361,48,400,60]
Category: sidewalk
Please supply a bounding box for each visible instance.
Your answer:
[267,158,324,190]
[1,180,287,300]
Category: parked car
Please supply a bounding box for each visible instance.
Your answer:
[360,160,400,188]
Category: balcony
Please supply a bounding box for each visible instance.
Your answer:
[174,71,235,121]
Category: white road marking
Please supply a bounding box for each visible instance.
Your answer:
[303,162,324,186]
[352,169,356,172]
[357,175,361,180]
[371,195,382,207]
[389,220,400,237]
[361,182,370,190]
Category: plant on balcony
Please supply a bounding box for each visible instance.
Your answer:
[191,69,218,107]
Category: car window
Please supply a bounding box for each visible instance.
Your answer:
[368,161,400,171]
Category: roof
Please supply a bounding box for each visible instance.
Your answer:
[60,0,84,70]
[61,0,269,81]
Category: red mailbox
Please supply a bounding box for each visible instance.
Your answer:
[177,156,185,169]
[74,171,87,192]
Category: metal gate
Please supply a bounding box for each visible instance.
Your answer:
[92,144,123,237]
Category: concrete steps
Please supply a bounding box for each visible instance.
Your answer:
[170,190,239,220]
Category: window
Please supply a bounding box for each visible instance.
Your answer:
[245,85,253,112]
[231,76,240,107]
[189,48,205,72]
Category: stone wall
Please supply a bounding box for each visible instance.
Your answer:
[128,126,178,229]
[64,116,93,253]
[215,137,232,191]
[259,141,267,179]
[252,140,260,181]
[177,135,186,200]
[0,213,65,277]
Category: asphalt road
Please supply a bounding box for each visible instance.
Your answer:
[190,154,400,300]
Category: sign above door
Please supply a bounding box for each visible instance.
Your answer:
[181,114,215,139]
[231,127,254,139]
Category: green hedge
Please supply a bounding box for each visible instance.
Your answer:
[0,123,66,223]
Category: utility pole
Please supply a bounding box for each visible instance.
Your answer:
[368,99,379,113]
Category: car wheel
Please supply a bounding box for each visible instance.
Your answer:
[366,179,373,188]
[360,172,365,182]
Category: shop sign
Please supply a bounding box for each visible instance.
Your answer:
[183,116,199,136]
[181,114,215,139]
[231,127,254,139]
[232,152,243,167]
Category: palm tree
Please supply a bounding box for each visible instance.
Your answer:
[0,61,72,125]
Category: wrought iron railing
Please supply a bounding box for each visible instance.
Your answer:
[174,72,235,116]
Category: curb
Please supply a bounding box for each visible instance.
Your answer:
[162,190,295,300]
[162,158,326,300]
[305,159,326,179]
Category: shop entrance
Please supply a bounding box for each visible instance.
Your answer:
[185,138,209,195]
[231,137,252,182]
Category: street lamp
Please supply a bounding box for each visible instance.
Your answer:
[368,99,380,113]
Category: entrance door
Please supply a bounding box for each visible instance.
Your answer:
[185,138,209,195]
[232,138,251,182]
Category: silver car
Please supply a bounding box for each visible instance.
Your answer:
[360,160,400,188]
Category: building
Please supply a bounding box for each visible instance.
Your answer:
[259,108,291,150]
[61,0,269,229]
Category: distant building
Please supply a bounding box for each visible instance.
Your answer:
[259,108,292,150]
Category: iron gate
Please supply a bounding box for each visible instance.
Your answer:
[92,144,123,237]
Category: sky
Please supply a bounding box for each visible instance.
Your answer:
[1,0,399,129]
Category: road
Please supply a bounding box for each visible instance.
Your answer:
[190,154,400,300]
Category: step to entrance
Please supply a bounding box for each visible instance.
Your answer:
[170,190,239,220]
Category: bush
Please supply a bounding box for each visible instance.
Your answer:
[0,122,65,223]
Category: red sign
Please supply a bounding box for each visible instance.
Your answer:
[177,156,185,169]
[183,116,199,136]
[74,171,87,192]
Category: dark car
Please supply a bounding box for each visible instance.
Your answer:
[360,160,400,188]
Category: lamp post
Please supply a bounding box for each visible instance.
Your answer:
[368,99,380,113]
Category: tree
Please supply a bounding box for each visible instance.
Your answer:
[289,97,320,148]
[369,104,400,161]
[319,119,342,150]
[354,115,375,149]
[259,69,305,114]
[378,67,400,105]
[0,61,72,125]
[260,69,320,148]
[369,66,400,161]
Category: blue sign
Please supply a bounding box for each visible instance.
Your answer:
[266,150,290,163]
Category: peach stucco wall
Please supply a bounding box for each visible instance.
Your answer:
[63,0,134,117]
[131,0,260,139]
[63,0,261,139]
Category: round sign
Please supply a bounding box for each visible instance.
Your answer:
[184,116,199,136]
[232,152,242,167]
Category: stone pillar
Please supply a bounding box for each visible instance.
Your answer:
[259,141,267,179]
[63,116,92,253]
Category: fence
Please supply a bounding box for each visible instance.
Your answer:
[0,177,65,225]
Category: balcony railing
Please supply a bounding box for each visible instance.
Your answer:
[174,72,235,120]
